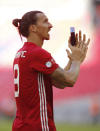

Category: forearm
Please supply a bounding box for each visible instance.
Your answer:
[64,59,72,71]
[52,61,80,89]
[65,61,80,84]
[52,79,66,89]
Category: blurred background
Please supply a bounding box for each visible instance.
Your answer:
[0,0,100,131]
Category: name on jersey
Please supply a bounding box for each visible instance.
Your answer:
[15,51,27,58]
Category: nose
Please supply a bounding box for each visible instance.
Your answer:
[49,22,53,29]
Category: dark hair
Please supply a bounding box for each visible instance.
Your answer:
[12,11,43,38]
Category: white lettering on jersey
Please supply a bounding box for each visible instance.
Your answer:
[15,51,27,58]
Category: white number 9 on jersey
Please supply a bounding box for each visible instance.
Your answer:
[14,64,19,97]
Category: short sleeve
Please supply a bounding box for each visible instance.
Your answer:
[29,48,59,74]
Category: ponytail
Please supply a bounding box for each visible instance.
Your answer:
[12,19,21,27]
[12,11,43,38]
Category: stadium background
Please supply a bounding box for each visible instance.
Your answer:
[0,0,100,130]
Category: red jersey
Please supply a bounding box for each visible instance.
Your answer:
[12,42,58,131]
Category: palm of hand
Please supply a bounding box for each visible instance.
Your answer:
[66,31,90,63]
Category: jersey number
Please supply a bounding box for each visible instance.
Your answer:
[14,64,19,97]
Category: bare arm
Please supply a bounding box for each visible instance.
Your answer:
[51,59,72,89]
[51,31,90,89]
[51,60,80,89]
[64,59,72,71]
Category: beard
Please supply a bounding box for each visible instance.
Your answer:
[45,33,50,40]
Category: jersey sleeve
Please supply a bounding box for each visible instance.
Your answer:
[29,48,59,74]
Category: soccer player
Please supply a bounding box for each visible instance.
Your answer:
[12,11,90,131]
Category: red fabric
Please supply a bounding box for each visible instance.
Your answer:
[12,42,58,131]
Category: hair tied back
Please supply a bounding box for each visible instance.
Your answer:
[12,19,21,27]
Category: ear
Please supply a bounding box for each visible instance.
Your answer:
[29,24,37,32]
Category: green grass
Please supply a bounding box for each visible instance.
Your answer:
[0,119,12,131]
[56,123,100,131]
[0,119,100,131]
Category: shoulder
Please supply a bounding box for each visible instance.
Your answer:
[30,46,51,59]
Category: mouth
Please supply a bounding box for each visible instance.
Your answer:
[45,30,50,40]
[47,29,51,36]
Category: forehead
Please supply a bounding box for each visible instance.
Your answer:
[36,13,48,21]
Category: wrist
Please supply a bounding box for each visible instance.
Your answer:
[72,60,81,65]
[68,56,81,65]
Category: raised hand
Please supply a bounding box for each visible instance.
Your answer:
[66,30,90,63]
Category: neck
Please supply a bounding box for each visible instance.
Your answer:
[27,34,44,47]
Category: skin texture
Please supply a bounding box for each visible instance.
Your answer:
[27,12,90,89]
[51,31,90,88]
[27,13,52,47]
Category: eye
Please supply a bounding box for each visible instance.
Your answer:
[44,18,48,23]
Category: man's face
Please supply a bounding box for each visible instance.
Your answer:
[35,13,53,40]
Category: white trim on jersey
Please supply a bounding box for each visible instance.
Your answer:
[41,74,49,131]
[38,73,44,131]
[38,73,49,131]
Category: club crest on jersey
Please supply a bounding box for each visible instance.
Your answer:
[45,61,52,68]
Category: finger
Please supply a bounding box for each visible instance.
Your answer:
[82,38,90,52]
[80,41,84,49]
[75,33,78,41]
[68,36,73,49]
[68,36,71,48]
[86,38,90,46]
[83,34,86,42]
[79,30,82,41]
[78,30,82,48]
[68,36,71,44]
[75,33,78,47]
[66,49,71,59]
[76,33,80,47]
[80,34,86,49]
